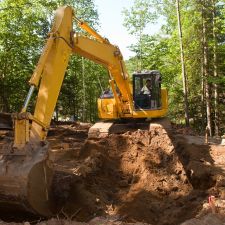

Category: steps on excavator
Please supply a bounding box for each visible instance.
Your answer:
[88,121,114,138]
[149,117,172,131]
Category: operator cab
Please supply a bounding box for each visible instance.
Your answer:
[133,70,162,110]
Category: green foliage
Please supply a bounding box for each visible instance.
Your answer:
[59,56,108,122]
[123,0,158,69]
[0,0,52,111]
[0,0,109,122]
[122,0,157,36]
[124,0,225,134]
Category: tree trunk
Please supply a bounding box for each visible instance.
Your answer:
[55,104,59,122]
[82,57,86,122]
[0,73,10,112]
[212,0,219,136]
[202,1,212,136]
[139,30,142,71]
[176,0,189,126]
[201,56,206,129]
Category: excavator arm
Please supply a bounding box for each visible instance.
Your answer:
[72,35,133,114]
[14,6,73,147]
[14,6,133,149]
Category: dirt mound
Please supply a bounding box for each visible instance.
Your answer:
[50,125,204,225]
[1,122,225,225]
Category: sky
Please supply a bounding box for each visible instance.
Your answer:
[93,0,135,60]
[93,0,162,60]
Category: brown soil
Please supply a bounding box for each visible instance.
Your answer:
[0,122,225,225]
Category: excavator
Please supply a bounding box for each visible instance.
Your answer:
[0,6,168,216]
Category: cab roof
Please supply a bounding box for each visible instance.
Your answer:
[133,70,161,76]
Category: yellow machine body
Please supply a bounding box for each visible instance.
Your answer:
[98,89,168,119]
[13,6,168,147]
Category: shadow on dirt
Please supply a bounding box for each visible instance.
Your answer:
[113,125,224,225]
[117,189,206,225]
[60,122,225,225]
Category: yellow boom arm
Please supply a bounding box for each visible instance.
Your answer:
[14,6,133,148]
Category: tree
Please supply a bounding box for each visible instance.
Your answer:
[0,0,109,122]
[124,0,225,134]
[0,0,53,111]
[176,0,189,126]
[123,0,157,70]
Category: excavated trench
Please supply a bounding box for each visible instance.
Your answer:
[0,122,224,225]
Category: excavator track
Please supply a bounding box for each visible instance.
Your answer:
[88,118,171,138]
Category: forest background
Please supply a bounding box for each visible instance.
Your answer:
[0,0,224,136]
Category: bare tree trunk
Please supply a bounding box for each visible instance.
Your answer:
[139,30,142,71]
[0,73,10,112]
[0,59,10,112]
[212,0,219,136]
[200,3,206,130]
[89,92,92,122]
[201,56,206,128]
[55,105,59,122]
[202,1,212,136]
[176,0,189,126]
[82,57,86,122]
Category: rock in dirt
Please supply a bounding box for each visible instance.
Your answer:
[180,213,225,225]
[89,216,151,225]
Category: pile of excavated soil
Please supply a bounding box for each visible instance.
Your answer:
[46,123,225,225]
[0,122,225,225]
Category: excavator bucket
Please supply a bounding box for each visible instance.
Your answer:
[0,113,12,129]
[0,141,56,216]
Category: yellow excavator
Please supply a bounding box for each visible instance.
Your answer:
[0,6,168,216]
